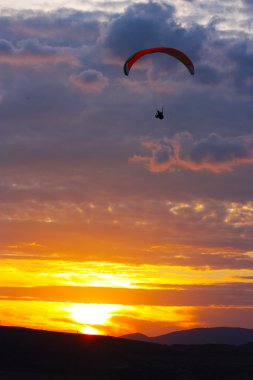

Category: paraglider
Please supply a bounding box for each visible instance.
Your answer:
[155,108,164,120]
[123,47,194,119]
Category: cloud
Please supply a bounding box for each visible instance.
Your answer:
[227,40,253,95]
[1,3,253,269]
[131,133,253,173]
[147,246,253,270]
[70,69,109,92]
[0,9,101,45]
[0,38,76,65]
[242,0,253,6]
[1,283,253,306]
[104,2,206,62]
[101,1,253,95]
[195,63,222,85]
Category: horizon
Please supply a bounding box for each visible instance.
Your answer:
[1,324,253,338]
[1,0,253,337]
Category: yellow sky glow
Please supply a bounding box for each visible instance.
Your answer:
[1,258,252,289]
[0,299,199,336]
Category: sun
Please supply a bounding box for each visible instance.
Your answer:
[65,303,121,334]
[81,326,100,335]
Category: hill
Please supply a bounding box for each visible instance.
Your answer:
[1,326,253,379]
[122,327,253,346]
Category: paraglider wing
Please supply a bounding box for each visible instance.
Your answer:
[123,47,195,76]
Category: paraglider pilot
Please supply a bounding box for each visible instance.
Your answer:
[155,108,164,120]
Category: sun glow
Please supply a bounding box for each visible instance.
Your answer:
[81,326,100,335]
[65,303,122,335]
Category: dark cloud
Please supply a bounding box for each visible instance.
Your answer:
[0,39,13,54]
[227,40,253,95]
[104,1,206,62]
[132,133,253,172]
[101,1,253,98]
[195,64,221,85]
[242,0,253,6]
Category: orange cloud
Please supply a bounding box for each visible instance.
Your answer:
[131,133,253,173]
[70,69,109,92]
[1,282,253,307]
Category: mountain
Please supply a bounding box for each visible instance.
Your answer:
[1,326,253,379]
[122,327,253,346]
[122,332,151,342]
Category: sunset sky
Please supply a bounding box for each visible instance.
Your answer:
[1,0,253,336]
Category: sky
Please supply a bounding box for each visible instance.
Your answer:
[1,0,253,336]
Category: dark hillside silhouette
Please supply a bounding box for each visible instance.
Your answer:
[1,326,253,379]
[122,327,253,346]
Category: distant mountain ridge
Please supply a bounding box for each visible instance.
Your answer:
[122,327,253,346]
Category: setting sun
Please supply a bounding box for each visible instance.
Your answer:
[80,326,100,335]
[65,304,123,334]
